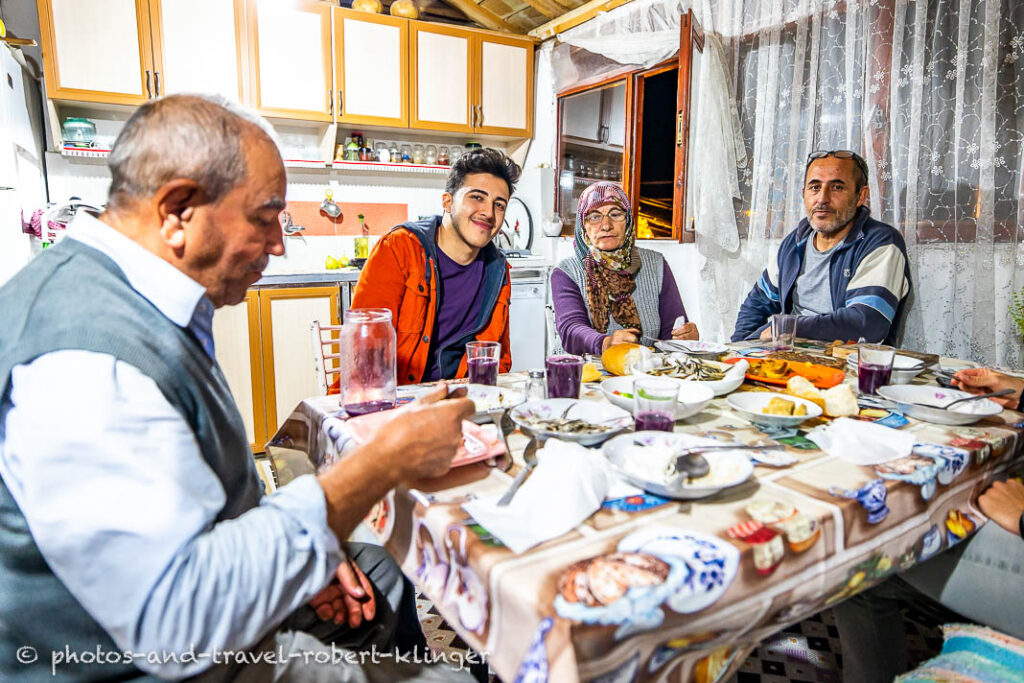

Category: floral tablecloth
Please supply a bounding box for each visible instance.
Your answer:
[267,373,1024,683]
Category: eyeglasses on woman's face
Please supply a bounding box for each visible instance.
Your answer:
[583,208,628,226]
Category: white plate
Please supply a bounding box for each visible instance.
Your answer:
[510,398,632,446]
[655,340,729,355]
[414,384,525,422]
[846,353,927,384]
[600,376,714,419]
[603,431,755,499]
[617,526,740,614]
[637,358,747,397]
[876,384,1003,426]
[726,391,823,428]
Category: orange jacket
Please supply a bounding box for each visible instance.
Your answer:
[349,216,512,385]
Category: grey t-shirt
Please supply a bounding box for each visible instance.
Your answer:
[791,236,842,316]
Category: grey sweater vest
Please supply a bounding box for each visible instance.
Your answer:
[0,238,261,681]
[556,248,665,348]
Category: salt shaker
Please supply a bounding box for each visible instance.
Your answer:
[525,369,547,400]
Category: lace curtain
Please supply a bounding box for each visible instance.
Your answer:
[557,0,1024,368]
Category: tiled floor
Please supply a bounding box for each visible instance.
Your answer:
[416,595,946,682]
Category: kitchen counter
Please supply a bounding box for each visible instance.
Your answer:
[255,270,363,286]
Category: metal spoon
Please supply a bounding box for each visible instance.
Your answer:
[942,388,1015,410]
[497,429,541,506]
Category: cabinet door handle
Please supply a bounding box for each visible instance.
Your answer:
[477,104,484,127]
[328,89,334,117]
[154,71,160,97]
[145,70,152,98]
[337,89,343,115]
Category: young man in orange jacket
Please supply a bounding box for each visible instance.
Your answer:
[351,148,521,385]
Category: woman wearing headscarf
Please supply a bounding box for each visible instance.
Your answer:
[551,181,698,355]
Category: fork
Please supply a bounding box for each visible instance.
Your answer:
[497,428,542,506]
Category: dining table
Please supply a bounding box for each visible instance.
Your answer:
[265,347,1024,683]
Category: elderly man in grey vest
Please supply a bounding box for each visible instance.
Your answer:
[0,95,476,681]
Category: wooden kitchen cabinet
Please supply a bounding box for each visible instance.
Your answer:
[411,22,533,137]
[38,0,246,106]
[333,9,408,127]
[247,0,333,121]
[37,0,154,105]
[149,0,246,102]
[213,285,342,454]
[212,291,266,453]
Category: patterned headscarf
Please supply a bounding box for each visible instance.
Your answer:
[573,181,642,334]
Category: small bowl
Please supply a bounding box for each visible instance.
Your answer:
[415,384,525,423]
[510,398,632,446]
[638,357,747,397]
[726,392,823,428]
[600,376,714,419]
[847,353,927,384]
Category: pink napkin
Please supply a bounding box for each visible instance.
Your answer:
[344,409,506,466]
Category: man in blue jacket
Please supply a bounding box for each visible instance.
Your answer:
[732,150,911,345]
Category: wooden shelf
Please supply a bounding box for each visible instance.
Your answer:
[331,160,449,175]
[563,137,624,154]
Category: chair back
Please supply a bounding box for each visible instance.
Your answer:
[310,319,343,395]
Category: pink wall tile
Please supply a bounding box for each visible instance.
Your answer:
[284,201,409,237]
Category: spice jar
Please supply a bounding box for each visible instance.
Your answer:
[412,144,425,164]
[437,146,450,166]
[425,145,437,165]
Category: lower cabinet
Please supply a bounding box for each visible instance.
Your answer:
[213,284,343,453]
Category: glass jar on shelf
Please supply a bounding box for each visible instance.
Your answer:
[425,145,437,165]
[400,145,413,163]
[389,142,400,162]
[345,137,360,161]
[412,144,425,164]
[375,142,390,163]
[437,146,450,166]
[449,145,463,164]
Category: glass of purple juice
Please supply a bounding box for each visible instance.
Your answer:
[633,378,678,432]
[466,341,501,385]
[339,308,397,416]
[545,354,584,399]
[857,344,895,395]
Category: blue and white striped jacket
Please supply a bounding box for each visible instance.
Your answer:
[731,207,911,345]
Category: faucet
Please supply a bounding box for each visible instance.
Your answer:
[281,211,306,237]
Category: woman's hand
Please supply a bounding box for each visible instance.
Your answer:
[952,368,1024,408]
[671,322,699,340]
[977,479,1024,535]
[602,328,641,352]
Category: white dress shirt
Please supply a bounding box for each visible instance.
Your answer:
[0,214,342,678]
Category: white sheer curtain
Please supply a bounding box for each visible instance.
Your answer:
[557,0,1024,367]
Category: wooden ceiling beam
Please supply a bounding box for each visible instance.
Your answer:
[528,0,634,40]
[518,0,566,19]
[443,0,521,33]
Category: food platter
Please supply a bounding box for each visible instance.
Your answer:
[509,399,633,446]
[725,357,845,389]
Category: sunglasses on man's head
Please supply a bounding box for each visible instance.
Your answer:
[806,150,869,184]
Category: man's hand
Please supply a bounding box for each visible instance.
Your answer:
[602,328,641,352]
[377,382,474,481]
[977,479,1024,535]
[952,368,1024,408]
[309,557,376,628]
[671,322,699,341]
[759,326,772,341]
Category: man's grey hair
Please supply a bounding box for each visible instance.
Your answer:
[106,94,281,209]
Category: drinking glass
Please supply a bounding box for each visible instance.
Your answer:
[545,354,584,399]
[633,378,678,432]
[466,341,501,386]
[340,308,396,416]
[858,344,895,395]
[771,314,798,351]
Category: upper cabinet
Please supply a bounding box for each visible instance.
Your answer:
[38,0,246,106]
[411,22,533,137]
[248,0,333,121]
[410,24,472,132]
[37,0,154,105]
[334,9,408,127]
[149,0,246,102]
[38,1,535,140]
